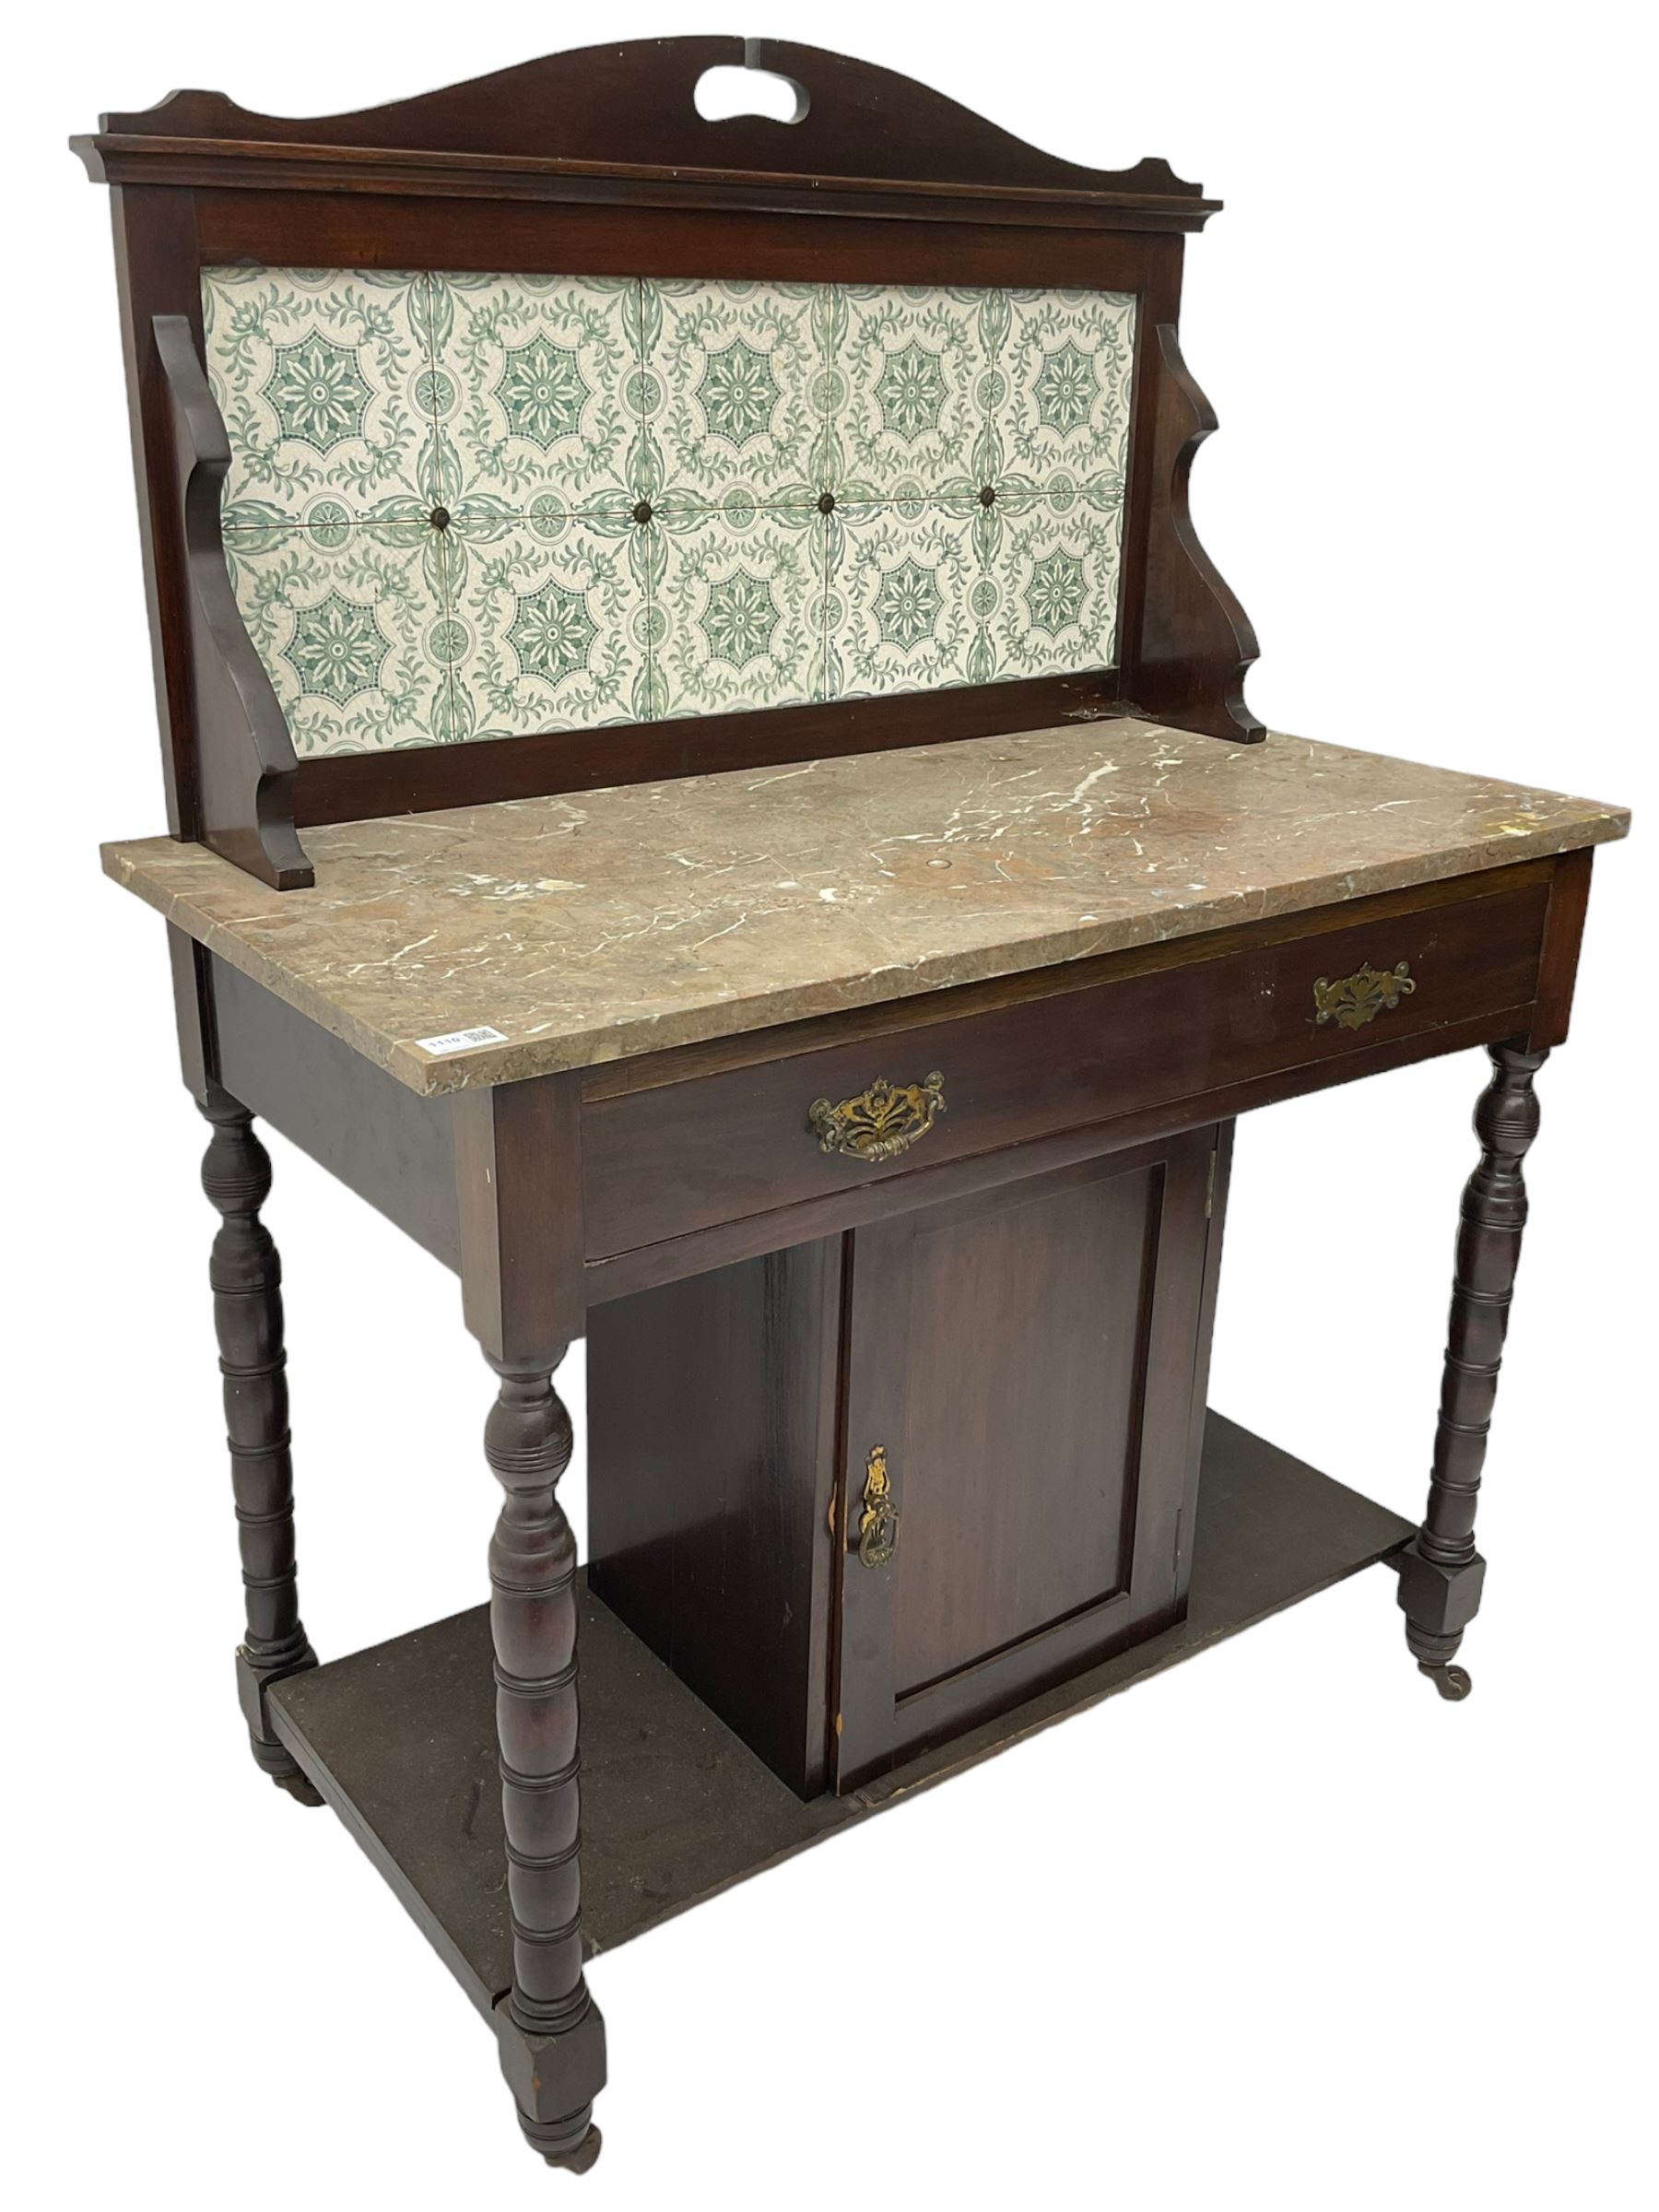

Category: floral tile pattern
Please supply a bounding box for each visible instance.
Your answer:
[204,267,1136,755]
[999,289,1136,490]
[831,286,986,500]
[640,279,826,512]
[652,506,828,715]
[220,517,453,756]
[829,503,982,698]
[444,514,652,742]
[992,492,1126,676]
[426,273,639,518]
[203,270,436,526]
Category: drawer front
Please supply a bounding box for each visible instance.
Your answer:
[582,878,1548,1257]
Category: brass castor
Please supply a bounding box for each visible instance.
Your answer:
[542,2125,603,2175]
[1418,1661,1473,1702]
[274,1768,325,1806]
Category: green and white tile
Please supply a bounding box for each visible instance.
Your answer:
[832,285,986,499]
[427,272,639,517]
[990,494,1124,677]
[997,289,1136,490]
[828,502,984,699]
[444,514,652,740]
[652,507,828,716]
[207,265,1142,754]
[221,518,454,756]
[202,268,438,524]
[641,279,826,511]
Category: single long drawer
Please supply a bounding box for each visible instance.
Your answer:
[582,876,1549,1257]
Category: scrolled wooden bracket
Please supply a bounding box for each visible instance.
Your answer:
[154,314,312,890]
[1131,323,1265,746]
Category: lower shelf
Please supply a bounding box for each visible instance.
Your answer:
[269,1412,1413,2017]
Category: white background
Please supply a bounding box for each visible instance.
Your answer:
[6,5,1653,2206]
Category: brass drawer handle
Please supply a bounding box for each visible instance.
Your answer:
[808,1071,946,1163]
[857,1445,899,1569]
[1312,960,1417,1031]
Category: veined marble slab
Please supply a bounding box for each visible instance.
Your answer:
[102,720,1630,1096]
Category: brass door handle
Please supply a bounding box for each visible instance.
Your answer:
[808,1072,946,1163]
[856,1445,898,1569]
[1312,960,1416,1031]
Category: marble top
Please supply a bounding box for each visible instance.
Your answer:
[102,720,1629,1097]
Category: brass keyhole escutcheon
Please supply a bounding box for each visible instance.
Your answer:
[857,1444,899,1569]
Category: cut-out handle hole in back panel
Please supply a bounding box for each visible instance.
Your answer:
[693,65,809,125]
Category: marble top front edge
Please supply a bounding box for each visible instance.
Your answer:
[100,720,1630,1097]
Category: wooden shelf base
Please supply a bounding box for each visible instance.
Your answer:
[269,1413,1412,2018]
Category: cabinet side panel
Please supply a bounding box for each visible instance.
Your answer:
[586,1238,841,1795]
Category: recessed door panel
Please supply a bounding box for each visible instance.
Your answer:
[892,1165,1158,1696]
[834,1129,1221,1789]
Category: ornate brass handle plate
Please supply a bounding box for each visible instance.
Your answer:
[1312,960,1417,1031]
[808,1071,946,1163]
[857,1445,899,1569]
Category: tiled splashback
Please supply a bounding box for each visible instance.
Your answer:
[203,269,1135,758]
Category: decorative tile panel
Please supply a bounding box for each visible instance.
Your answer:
[203,270,436,525]
[203,268,1136,757]
[832,286,986,500]
[830,502,983,699]
[427,273,638,518]
[653,506,828,715]
[999,289,1136,490]
[444,515,653,742]
[641,278,826,512]
[221,518,453,756]
[992,490,1127,677]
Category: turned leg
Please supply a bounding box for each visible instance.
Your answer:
[484,1352,606,2171]
[1398,1040,1547,1699]
[200,1081,321,1800]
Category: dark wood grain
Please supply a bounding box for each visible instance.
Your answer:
[168,922,215,1100]
[87,145,1215,233]
[78,37,1264,872]
[266,1414,1415,1983]
[482,1349,606,2169]
[197,189,1168,291]
[1182,1120,1235,1574]
[198,1083,320,1798]
[77,41,1615,2179]
[1396,1041,1546,1698]
[292,678,1125,830]
[1132,324,1264,740]
[208,956,459,1267]
[75,38,1214,225]
[581,859,1563,1099]
[834,1135,1218,1785]
[105,184,206,839]
[582,1001,1538,1305]
[1527,845,1594,1050]
[582,877,1550,1259]
[168,865,1566,1324]
[587,1238,844,1796]
[589,1133,1218,1795]
[454,1075,584,1363]
[453,1073,604,2165]
[154,315,311,888]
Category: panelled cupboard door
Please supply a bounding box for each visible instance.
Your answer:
[831,1130,1221,1789]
